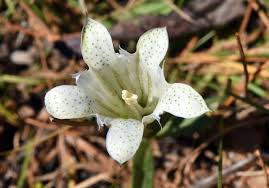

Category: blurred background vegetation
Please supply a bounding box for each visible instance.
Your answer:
[1,0,269,187]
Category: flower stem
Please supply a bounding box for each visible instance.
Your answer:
[217,119,223,188]
[132,139,154,188]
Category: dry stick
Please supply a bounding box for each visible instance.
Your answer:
[239,0,253,35]
[245,28,263,44]
[191,156,256,188]
[34,170,59,182]
[36,40,48,70]
[0,126,70,156]
[164,0,196,24]
[237,170,269,177]
[51,118,95,127]
[73,173,111,188]
[183,117,269,175]
[236,33,249,96]
[25,118,57,130]
[26,117,95,130]
[251,0,269,30]
[255,149,269,188]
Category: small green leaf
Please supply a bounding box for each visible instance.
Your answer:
[157,115,213,138]
[176,0,187,7]
[0,102,19,125]
[195,74,215,93]
[191,31,216,51]
[34,182,44,188]
[247,82,267,97]
[67,0,79,8]
[230,75,267,97]
[132,1,172,16]
[4,0,16,17]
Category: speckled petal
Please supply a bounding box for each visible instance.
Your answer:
[45,85,94,119]
[153,83,209,118]
[81,18,116,69]
[136,27,168,72]
[106,119,144,164]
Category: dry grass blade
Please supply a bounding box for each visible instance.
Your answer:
[191,156,256,188]
[65,135,113,167]
[51,118,95,127]
[237,170,269,177]
[0,126,70,156]
[163,0,196,24]
[19,1,59,41]
[25,118,57,130]
[73,173,111,188]
[255,149,269,188]
[239,0,253,35]
[250,0,269,30]
[183,117,269,175]
[236,33,249,96]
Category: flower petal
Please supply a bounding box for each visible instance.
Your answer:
[45,85,94,119]
[81,18,116,69]
[106,119,144,164]
[153,83,210,118]
[136,27,168,72]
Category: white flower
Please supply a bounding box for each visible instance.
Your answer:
[45,18,209,164]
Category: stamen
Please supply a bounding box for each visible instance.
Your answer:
[122,90,138,105]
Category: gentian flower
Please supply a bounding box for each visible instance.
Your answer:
[45,18,209,164]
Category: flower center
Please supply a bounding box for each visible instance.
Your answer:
[121,90,138,105]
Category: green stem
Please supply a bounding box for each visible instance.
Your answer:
[0,74,43,85]
[17,139,34,188]
[132,139,154,188]
[217,119,223,188]
[0,102,19,125]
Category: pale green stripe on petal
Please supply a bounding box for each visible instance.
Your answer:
[76,70,127,118]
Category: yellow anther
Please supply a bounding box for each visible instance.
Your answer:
[122,90,138,105]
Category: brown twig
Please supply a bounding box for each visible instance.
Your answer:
[73,173,111,188]
[65,135,117,170]
[236,33,249,96]
[51,118,95,127]
[250,0,269,30]
[163,0,196,24]
[191,156,256,188]
[237,170,269,177]
[179,37,199,57]
[255,149,269,188]
[0,126,70,156]
[25,118,57,130]
[239,0,253,35]
[183,117,268,175]
[19,1,59,42]
[250,61,265,82]
[36,40,48,70]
